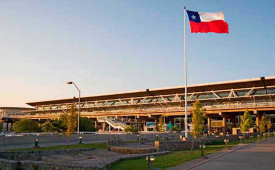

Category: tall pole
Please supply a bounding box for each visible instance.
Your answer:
[77,88,80,134]
[67,81,81,134]
[184,6,188,138]
[72,82,81,134]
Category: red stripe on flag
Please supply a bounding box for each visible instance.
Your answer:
[189,20,229,33]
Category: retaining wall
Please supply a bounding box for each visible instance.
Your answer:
[0,148,94,161]
[0,132,184,146]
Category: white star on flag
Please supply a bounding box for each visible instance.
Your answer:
[191,15,196,20]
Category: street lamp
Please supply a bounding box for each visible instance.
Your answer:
[146,155,155,170]
[224,138,229,150]
[239,136,244,143]
[250,136,254,143]
[172,132,175,139]
[137,134,141,143]
[34,139,40,148]
[78,136,83,144]
[199,142,206,157]
[67,81,81,134]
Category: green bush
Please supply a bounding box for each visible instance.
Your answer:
[41,116,97,132]
[0,122,3,132]
[205,140,225,145]
[12,119,42,133]
[124,125,138,132]
[170,126,179,131]
[79,117,97,132]
[42,119,65,132]
[124,126,132,132]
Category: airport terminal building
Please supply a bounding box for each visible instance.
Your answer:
[2,77,275,134]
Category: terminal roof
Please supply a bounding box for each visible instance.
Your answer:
[26,76,275,106]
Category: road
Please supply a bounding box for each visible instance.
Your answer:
[170,137,275,170]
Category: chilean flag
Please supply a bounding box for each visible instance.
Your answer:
[186,10,229,34]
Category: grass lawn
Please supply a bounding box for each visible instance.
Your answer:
[6,140,140,151]
[110,145,226,170]
[6,135,272,169]
[110,136,269,170]
[7,142,107,151]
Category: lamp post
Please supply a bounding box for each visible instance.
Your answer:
[224,138,229,150]
[34,139,39,148]
[67,81,81,134]
[172,132,175,139]
[199,140,206,157]
[250,136,253,143]
[137,134,140,143]
[146,155,155,170]
[239,136,244,143]
[78,136,82,144]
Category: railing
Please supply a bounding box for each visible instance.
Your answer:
[97,117,127,131]
[205,102,275,110]
[33,89,275,112]
[3,102,275,119]
[90,102,275,115]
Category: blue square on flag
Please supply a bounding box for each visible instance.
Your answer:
[186,10,201,23]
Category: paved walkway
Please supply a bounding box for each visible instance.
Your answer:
[170,137,275,170]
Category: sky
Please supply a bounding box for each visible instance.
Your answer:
[0,0,274,107]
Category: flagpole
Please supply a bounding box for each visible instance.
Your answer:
[184,6,188,138]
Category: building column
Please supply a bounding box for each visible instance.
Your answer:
[231,116,237,128]
[155,119,158,131]
[2,122,7,133]
[6,122,9,132]
[102,122,106,131]
[255,112,262,132]
[94,120,98,129]
[7,122,11,132]
[141,120,146,131]
[10,122,13,132]
[143,123,146,132]
[207,117,211,134]
[222,115,227,135]
[256,114,261,126]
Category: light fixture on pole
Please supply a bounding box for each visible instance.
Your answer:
[67,81,81,134]
[146,155,155,170]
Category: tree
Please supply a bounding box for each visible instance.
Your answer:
[124,125,138,132]
[65,104,78,145]
[191,100,205,138]
[60,105,77,131]
[170,126,179,131]
[267,121,272,133]
[0,122,3,132]
[79,117,97,132]
[12,119,41,133]
[240,109,254,134]
[42,119,65,132]
[42,120,54,132]
[259,115,268,134]
[158,115,165,132]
